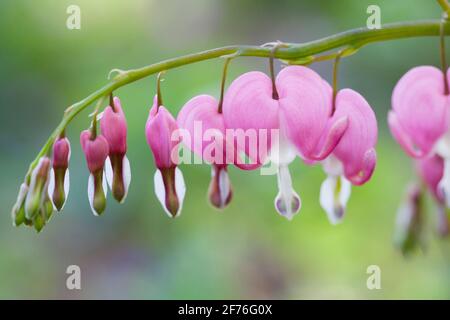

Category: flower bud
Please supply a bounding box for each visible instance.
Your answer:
[80,130,109,216]
[11,183,29,227]
[100,97,131,203]
[49,137,71,211]
[25,157,51,220]
[208,165,232,209]
[146,96,186,218]
[394,184,425,255]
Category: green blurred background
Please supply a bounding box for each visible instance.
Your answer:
[0,0,449,299]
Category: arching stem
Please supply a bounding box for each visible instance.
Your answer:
[157,71,165,110]
[332,50,345,114]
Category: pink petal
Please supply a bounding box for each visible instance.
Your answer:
[145,97,180,169]
[100,97,128,155]
[277,66,334,159]
[391,66,450,157]
[223,71,279,169]
[332,89,378,185]
[388,111,425,158]
[80,130,109,173]
[177,95,232,165]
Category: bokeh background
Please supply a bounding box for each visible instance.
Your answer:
[0,0,449,299]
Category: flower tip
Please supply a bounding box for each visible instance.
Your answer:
[208,166,232,210]
[154,167,185,218]
[274,192,301,221]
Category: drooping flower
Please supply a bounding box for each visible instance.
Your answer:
[48,136,71,211]
[100,96,131,203]
[80,130,109,216]
[319,89,377,224]
[223,66,349,220]
[177,95,233,209]
[146,95,186,218]
[389,66,450,205]
[415,155,449,237]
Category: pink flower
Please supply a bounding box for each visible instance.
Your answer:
[80,130,109,216]
[100,96,131,203]
[319,89,377,224]
[390,66,450,206]
[177,95,232,209]
[223,66,348,220]
[146,96,185,218]
[48,137,71,211]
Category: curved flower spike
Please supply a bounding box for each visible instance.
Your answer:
[146,96,186,218]
[100,96,131,203]
[48,137,71,211]
[320,89,377,224]
[390,66,450,158]
[25,157,51,220]
[80,130,109,216]
[177,95,233,209]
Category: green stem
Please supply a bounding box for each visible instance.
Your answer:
[438,0,450,17]
[218,58,232,114]
[23,19,450,181]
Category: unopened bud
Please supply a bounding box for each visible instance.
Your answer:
[11,183,28,227]
[25,157,51,220]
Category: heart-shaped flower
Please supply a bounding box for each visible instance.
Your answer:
[319,88,377,224]
[177,94,232,209]
[223,66,349,220]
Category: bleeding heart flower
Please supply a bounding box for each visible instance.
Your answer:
[320,89,377,224]
[48,136,71,211]
[177,95,232,209]
[100,96,131,203]
[146,95,186,218]
[11,183,29,227]
[390,66,450,207]
[80,130,109,216]
[223,66,349,220]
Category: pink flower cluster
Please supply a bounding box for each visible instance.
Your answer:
[390,66,450,246]
[157,66,378,222]
[12,65,379,232]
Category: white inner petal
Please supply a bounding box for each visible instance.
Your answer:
[48,168,55,204]
[269,133,297,165]
[319,175,352,225]
[87,174,96,216]
[105,156,113,190]
[121,155,132,203]
[174,167,186,217]
[217,167,231,207]
[274,164,301,220]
